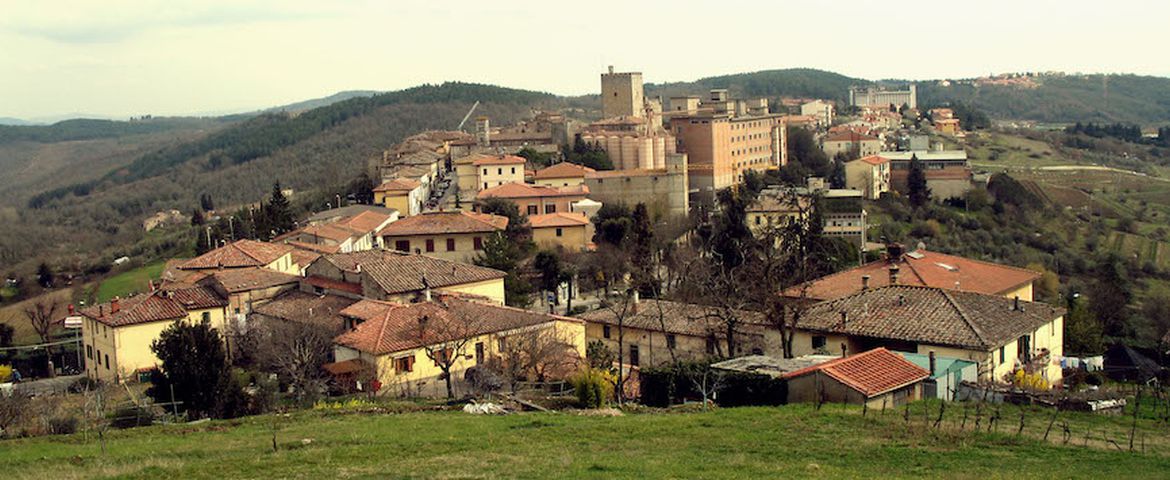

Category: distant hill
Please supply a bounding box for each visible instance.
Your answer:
[0,117,37,126]
[262,90,381,113]
[918,74,1170,125]
[0,117,229,145]
[646,68,867,105]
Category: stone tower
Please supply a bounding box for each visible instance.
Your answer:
[600,66,644,119]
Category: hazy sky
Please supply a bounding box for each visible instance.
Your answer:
[2,0,1168,119]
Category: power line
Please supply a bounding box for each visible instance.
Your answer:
[0,336,81,352]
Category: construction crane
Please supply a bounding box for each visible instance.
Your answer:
[456,101,480,131]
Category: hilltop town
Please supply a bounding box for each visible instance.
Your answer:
[3,66,1170,477]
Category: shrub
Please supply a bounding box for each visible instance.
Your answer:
[571,368,613,409]
[68,377,99,394]
[0,365,11,382]
[110,406,154,429]
[48,416,78,435]
[585,341,615,370]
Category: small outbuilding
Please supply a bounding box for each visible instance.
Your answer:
[783,348,929,408]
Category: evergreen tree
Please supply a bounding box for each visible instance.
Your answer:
[907,154,931,207]
[591,203,633,247]
[474,233,532,307]
[828,158,847,189]
[534,250,564,294]
[346,173,376,205]
[476,197,532,248]
[191,208,205,226]
[199,193,215,211]
[147,320,243,419]
[35,262,53,289]
[263,182,295,239]
[709,189,752,269]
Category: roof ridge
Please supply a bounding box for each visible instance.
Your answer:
[912,250,1043,279]
[939,288,990,348]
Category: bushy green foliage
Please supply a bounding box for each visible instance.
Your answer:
[647,68,860,104]
[562,136,612,170]
[0,117,222,145]
[147,320,246,419]
[919,74,1170,124]
[570,368,613,408]
[585,340,614,370]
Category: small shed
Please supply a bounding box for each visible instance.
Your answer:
[783,348,929,408]
[898,352,977,401]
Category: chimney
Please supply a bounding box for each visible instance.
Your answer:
[886,243,904,263]
[861,275,871,290]
[928,351,937,376]
[356,263,362,273]
[308,307,314,316]
[841,343,848,357]
[630,289,640,314]
[422,273,432,302]
[1013,295,1023,312]
[99,305,104,317]
[839,310,848,326]
[888,265,900,285]
[68,304,74,315]
[111,296,121,314]
[608,65,614,74]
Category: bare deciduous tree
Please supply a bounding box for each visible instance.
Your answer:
[23,300,59,374]
[255,319,335,404]
[493,325,581,392]
[414,312,481,399]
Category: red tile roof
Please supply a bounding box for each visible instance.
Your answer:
[378,211,507,236]
[472,154,527,166]
[80,286,226,327]
[783,249,1041,301]
[534,162,596,179]
[374,178,422,192]
[201,268,299,293]
[783,348,929,397]
[334,210,394,234]
[251,290,358,331]
[290,248,322,269]
[315,250,506,296]
[856,155,889,166]
[284,240,341,254]
[477,182,589,200]
[796,285,1065,351]
[179,240,292,270]
[335,296,581,356]
[304,275,363,295]
[529,212,590,228]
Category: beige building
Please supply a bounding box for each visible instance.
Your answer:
[800,100,835,127]
[80,285,228,383]
[578,297,770,368]
[821,131,882,159]
[849,84,917,109]
[584,153,690,219]
[844,155,891,200]
[601,66,644,119]
[332,295,586,398]
[377,211,508,264]
[529,212,591,251]
[304,249,507,305]
[196,267,300,319]
[667,89,787,190]
[533,162,595,188]
[453,153,528,203]
[784,285,1064,386]
[476,183,589,217]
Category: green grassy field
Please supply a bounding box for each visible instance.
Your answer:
[95,262,165,303]
[2,404,1168,479]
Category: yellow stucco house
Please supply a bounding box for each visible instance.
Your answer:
[332,295,586,398]
[374,178,424,217]
[529,212,591,251]
[377,210,508,264]
[80,285,229,383]
[784,285,1065,386]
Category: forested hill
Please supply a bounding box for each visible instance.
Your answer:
[0,117,229,144]
[646,68,865,105]
[918,74,1170,125]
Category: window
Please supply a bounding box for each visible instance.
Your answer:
[999,346,1006,363]
[603,325,611,339]
[755,216,761,225]
[201,311,210,324]
[545,204,556,214]
[475,342,485,365]
[497,337,507,352]
[446,238,456,251]
[497,168,502,175]
[425,239,435,252]
[105,354,110,370]
[394,355,415,374]
[86,345,93,359]
[1018,335,1031,362]
[96,349,102,365]
[395,240,410,251]
[313,286,325,295]
[555,228,563,237]
[483,182,488,189]
[527,205,538,215]
[483,168,488,175]
[510,167,516,174]
[812,336,827,350]
[473,237,483,250]
[706,336,717,355]
[433,348,452,366]
[666,334,676,349]
[629,345,640,366]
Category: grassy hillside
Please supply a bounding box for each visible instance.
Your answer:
[3,404,1168,479]
[647,68,865,105]
[919,74,1170,124]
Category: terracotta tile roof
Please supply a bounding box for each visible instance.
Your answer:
[290,248,322,268]
[322,358,371,375]
[783,348,929,397]
[374,178,422,192]
[304,275,363,295]
[578,299,767,338]
[784,249,1041,301]
[534,162,596,179]
[162,258,205,284]
[796,285,1065,351]
[200,267,299,293]
[80,285,226,327]
[284,240,341,254]
[335,296,580,355]
[252,290,358,331]
[528,212,590,228]
[179,240,292,270]
[477,182,589,200]
[472,154,527,166]
[334,210,394,234]
[307,205,398,224]
[823,131,880,143]
[280,223,361,243]
[317,250,505,295]
[855,155,889,166]
[378,210,507,236]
